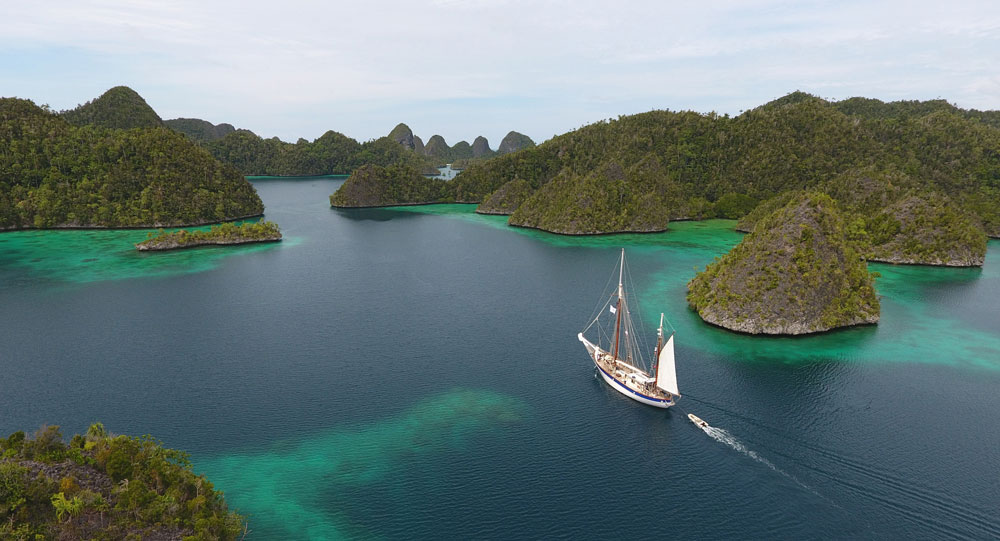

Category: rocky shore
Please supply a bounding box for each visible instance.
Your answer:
[687,192,880,335]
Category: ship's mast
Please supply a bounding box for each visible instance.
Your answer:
[612,249,624,361]
[653,313,664,385]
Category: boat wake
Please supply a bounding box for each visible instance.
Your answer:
[698,423,829,503]
[701,425,781,472]
[684,394,1000,538]
[684,399,1000,539]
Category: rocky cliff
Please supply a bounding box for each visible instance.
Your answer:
[472,136,493,157]
[389,123,416,149]
[497,131,536,154]
[687,192,880,335]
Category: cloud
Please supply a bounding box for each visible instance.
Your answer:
[3,0,1000,143]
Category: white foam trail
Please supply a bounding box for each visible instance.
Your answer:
[700,424,831,503]
[703,426,779,470]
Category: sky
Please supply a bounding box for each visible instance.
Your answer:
[3,0,1000,146]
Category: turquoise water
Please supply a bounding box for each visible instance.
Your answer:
[395,204,1000,370]
[2,178,999,539]
[201,389,527,538]
[0,220,294,285]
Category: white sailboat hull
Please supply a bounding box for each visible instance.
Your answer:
[580,334,675,409]
[594,361,675,408]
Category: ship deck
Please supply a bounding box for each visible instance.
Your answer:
[595,352,672,400]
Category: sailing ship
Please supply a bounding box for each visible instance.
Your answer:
[577,249,680,408]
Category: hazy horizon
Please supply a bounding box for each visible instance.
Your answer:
[4,1,1000,145]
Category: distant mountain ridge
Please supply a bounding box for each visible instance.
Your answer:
[165,116,535,177]
[386,123,535,166]
[203,127,439,176]
[165,118,236,143]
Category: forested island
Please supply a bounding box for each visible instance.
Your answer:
[330,164,453,207]
[0,90,264,230]
[330,91,998,247]
[59,88,536,179]
[185,120,534,178]
[328,91,999,334]
[136,221,282,251]
[203,127,441,177]
[0,424,244,540]
[687,192,880,334]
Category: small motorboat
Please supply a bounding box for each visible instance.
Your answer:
[688,413,708,428]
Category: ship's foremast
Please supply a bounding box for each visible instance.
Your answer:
[612,249,624,361]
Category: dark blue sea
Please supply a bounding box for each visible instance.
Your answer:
[1,177,999,539]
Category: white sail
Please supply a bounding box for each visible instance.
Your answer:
[655,335,679,396]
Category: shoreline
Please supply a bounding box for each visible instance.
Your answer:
[136,237,282,252]
[0,213,266,234]
[693,308,881,337]
[330,200,479,209]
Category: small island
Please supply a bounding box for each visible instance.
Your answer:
[0,423,244,540]
[1,94,264,230]
[687,192,880,335]
[135,221,282,251]
[329,164,451,207]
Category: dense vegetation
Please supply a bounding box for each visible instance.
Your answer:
[206,120,528,177]
[738,168,988,265]
[687,192,880,334]
[346,93,999,242]
[509,160,674,234]
[229,122,534,179]
[0,423,244,540]
[206,129,439,176]
[477,178,535,214]
[0,97,263,229]
[165,118,236,144]
[452,131,535,169]
[329,164,452,207]
[60,86,163,130]
[136,221,282,251]
[819,168,986,265]
[423,135,472,163]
